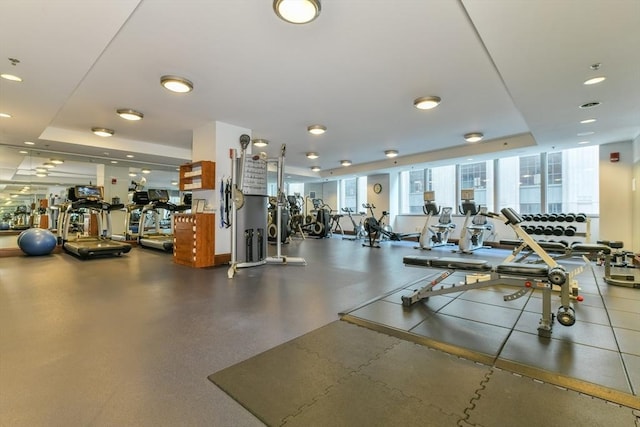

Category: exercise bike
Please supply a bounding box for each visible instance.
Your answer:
[341,207,365,241]
[416,191,455,250]
[287,195,331,238]
[458,189,493,254]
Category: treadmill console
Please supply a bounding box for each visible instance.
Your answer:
[148,189,169,202]
[71,185,104,201]
[133,191,150,205]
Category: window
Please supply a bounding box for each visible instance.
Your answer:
[547,152,562,213]
[399,165,455,214]
[459,161,493,210]
[518,155,541,214]
[339,177,367,212]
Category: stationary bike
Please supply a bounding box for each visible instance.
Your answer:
[416,191,456,250]
[458,189,493,254]
[341,207,365,241]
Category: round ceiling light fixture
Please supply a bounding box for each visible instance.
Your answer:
[35,167,47,173]
[0,112,12,118]
[42,162,55,169]
[580,118,597,124]
[384,150,399,158]
[310,166,321,172]
[35,172,48,177]
[141,168,151,174]
[413,96,441,110]
[160,75,193,93]
[306,152,319,159]
[307,124,326,135]
[117,109,144,121]
[50,159,64,165]
[340,160,352,167]
[583,76,606,85]
[273,0,321,24]
[92,127,114,137]
[253,139,269,147]
[464,132,484,143]
[0,73,22,82]
[128,172,137,177]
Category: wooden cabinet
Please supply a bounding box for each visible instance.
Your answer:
[179,161,215,191]
[173,213,215,268]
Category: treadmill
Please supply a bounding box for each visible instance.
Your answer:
[62,185,132,259]
[138,189,188,252]
[112,191,148,241]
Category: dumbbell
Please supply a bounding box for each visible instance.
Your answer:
[564,225,577,236]
[543,226,554,236]
[556,213,566,222]
[539,214,549,222]
[534,226,545,235]
[522,214,532,222]
[548,213,557,222]
[576,213,587,222]
[564,213,575,222]
[552,226,565,236]
[559,240,569,248]
[532,214,542,221]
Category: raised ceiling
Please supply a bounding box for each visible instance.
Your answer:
[1,0,639,200]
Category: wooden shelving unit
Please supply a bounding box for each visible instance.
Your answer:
[179,161,215,191]
[173,213,215,268]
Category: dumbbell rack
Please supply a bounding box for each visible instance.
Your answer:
[519,213,590,246]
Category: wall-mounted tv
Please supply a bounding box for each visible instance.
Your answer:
[73,185,103,200]
[148,189,169,202]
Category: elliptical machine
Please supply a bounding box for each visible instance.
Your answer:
[458,189,493,254]
[288,195,330,238]
[417,191,455,250]
[267,196,291,244]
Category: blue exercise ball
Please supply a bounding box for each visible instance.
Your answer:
[0,222,9,230]
[17,228,57,256]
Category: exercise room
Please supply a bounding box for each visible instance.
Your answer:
[1,1,639,426]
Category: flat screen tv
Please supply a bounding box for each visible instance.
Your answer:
[148,189,169,202]
[74,185,103,200]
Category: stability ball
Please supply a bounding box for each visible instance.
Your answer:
[0,222,10,230]
[17,228,57,256]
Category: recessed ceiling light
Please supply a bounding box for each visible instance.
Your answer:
[35,172,48,177]
[128,172,137,177]
[0,112,11,118]
[35,167,47,173]
[578,141,590,145]
[111,160,118,164]
[580,118,597,124]
[160,75,193,93]
[273,0,321,24]
[126,154,135,158]
[19,150,28,154]
[253,139,269,147]
[42,162,55,169]
[171,181,178,186]
[24,141,35,145]
[340,160,352,166]
[310,166,321,172]
[464,132,484,143]
[385,150,399,158]
[579,101,600,109]
[577,131,595,136]
[50,159,64,165]
[0,73,22,82]
[413,96,441,110]
[584,76,606,85]
[141,168,151,174]
[116,109,144,121]
[306,152,319,159]
[92,127,114,137]
[307,124,326,135]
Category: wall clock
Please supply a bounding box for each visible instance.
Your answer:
[373,183,382,194]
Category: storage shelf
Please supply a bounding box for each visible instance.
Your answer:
[179,161,215,191]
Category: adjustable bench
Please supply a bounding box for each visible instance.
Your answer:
[401,208,587,338]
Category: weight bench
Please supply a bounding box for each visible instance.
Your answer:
[401,208,587,338]
[502,239,610,265]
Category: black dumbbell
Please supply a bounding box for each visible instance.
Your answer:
[532,214,541,221]
[565,226,577,236]
[540,214,549,222]
[534,226,545,235]
[548,213,557,222]
[523,214,532,222]
[559,240,569,248]
[564,213,575,222]
[553,226,565,236]
[576,213,587,222]
[543,226,554,235]
[556,213,566,222]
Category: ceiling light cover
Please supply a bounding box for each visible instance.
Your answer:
[0,73,22,82]
[35,172,48,177]
[385,150,399,158]
[42,162,55,169]
[35,167,47,173]
[307,124,326,135]
[50,159,64,164]
[340,160,352,166]
[583,76,606,85]
[160,75,193,93]
[464,132,484,143]
[310,166,321,172]
[306,152,319,159]
[0,112,11,118]
[24,141,35,145]
[253,139,269,147]
[580,118,597,124]
[274,0,321,24]
[92,127,114,137]
[141,169,151,174]
[117,109,144,121]
[414,96,441,110]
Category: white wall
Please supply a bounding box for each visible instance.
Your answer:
[633,135,640,251]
